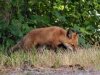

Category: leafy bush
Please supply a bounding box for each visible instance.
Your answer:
[0,0,100,49]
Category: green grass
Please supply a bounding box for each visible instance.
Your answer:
[0,47,100,71]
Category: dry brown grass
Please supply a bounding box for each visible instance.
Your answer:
[0,47,100,70]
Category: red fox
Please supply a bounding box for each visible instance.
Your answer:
[10,26,78,53]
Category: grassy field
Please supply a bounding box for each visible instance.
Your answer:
[0,47,100,71]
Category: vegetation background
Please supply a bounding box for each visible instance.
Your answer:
[0,0,100,71]
[0,0,100,49]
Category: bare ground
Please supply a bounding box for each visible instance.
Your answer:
[1,64,100,75]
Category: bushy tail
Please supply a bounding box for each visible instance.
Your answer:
[8,40,23,55]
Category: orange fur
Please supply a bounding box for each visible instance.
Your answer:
[67,32,79,50]
[10,26,79,52]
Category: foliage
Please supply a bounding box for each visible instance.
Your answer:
[0,0,100,48]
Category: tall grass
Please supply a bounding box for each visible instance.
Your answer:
[0,47,100,70]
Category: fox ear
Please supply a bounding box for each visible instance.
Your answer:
[72,32,78,39]
[66,28,72,39]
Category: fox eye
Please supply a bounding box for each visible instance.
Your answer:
[71,44,74,47]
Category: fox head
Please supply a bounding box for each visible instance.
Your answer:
[70,32,78,50]
[66,29,79,50]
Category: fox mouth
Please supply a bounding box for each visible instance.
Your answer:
[65,44,73,50]
[59,43,73,51]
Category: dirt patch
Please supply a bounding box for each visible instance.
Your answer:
[0,68,100,75]
[0,64,100,75]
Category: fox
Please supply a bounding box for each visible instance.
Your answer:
[9,26,79,53]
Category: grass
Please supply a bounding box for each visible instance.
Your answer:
[0,47,100,71]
